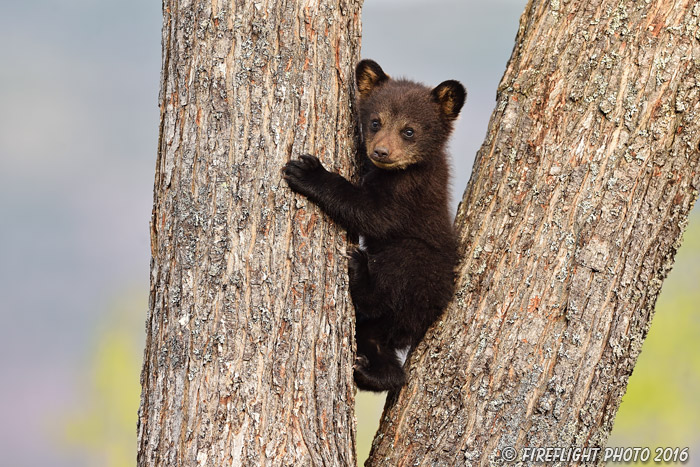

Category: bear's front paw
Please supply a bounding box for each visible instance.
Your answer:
[282,154,324,196]
[353,354,370,371]
[347,248,369,273]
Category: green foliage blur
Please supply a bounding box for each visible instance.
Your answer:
[609,208,700,449]
[57,212,699,465]
[356,391,386,464]
[59,293,145,467]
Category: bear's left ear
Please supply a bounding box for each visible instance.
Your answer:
[431,80,466,120]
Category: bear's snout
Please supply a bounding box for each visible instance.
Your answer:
[372,146,389,159]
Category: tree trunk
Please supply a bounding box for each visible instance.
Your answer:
[368,0,700,465]
[138,1,362,466]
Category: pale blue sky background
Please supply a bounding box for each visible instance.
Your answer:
[0,1,697,466]
[1,2,161,466]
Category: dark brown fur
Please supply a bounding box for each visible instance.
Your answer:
[283,60,465,391]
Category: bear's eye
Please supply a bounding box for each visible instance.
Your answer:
[370,119,381,131]
[403,128,415,138]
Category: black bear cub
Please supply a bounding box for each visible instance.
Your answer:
[283,60,465,392]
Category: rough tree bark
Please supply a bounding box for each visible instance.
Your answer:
[138,1,362,466]
[368,0,700,465]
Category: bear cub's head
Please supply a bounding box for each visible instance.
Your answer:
[355,60,466,170]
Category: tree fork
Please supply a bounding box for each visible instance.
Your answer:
[138,1,362,465]
[368,0,700,465]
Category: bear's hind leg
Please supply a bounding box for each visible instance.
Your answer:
[348,248,381,318]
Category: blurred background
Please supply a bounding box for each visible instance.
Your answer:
[0,1,697,466]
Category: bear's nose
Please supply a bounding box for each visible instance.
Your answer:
[373,146,389,159]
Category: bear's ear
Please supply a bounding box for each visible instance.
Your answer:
[431,80,466,120]
[356,60,389,98]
